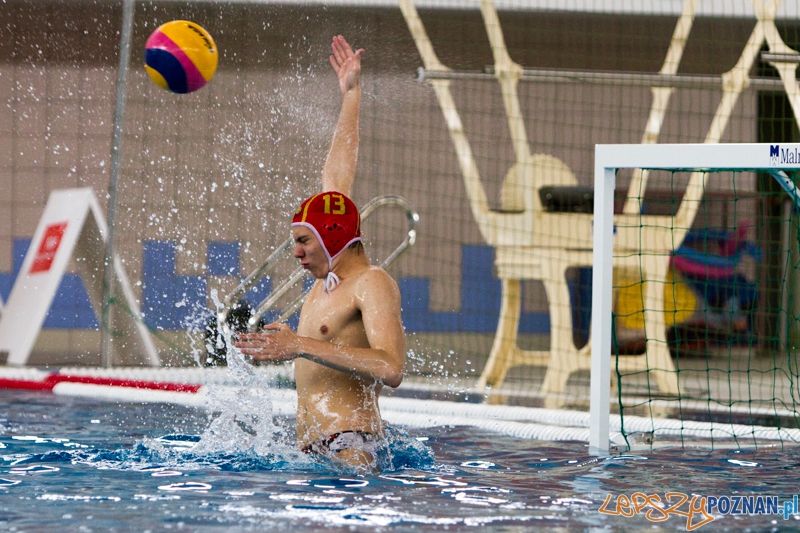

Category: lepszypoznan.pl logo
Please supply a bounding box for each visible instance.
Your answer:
[599,492,799,531]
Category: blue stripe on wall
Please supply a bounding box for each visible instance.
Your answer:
[142,240,207,330]
[399,245,549,333]
[1,239,551,334]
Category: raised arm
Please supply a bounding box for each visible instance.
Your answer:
[235,269,406,387]
[322,35,364,196]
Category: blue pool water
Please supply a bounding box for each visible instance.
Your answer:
[2,389,800,532]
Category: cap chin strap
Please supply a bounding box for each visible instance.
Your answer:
[323,271,341,293]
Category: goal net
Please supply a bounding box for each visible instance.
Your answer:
[590,142,800,452]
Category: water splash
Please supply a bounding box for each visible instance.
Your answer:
[187,290,303,463]
[130,287,434,473]
[1,425,432,474]
[183,301,214,368]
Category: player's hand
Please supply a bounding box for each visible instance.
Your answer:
[234,323,299,363]
[329,35,364,94]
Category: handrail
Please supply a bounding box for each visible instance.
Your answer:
[417,66,788,90]
[217,239,293,325]
[217,195,418,334]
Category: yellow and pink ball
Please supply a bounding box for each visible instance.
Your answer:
[144,20,218,94]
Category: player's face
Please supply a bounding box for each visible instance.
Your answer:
[292,226,328,279]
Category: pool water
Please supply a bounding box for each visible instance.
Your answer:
[2,389,800,532]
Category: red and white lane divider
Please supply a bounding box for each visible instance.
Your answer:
[3,367,797,445]
[0,373,202,393]
[0,366,622,443]
[0,369,207,406]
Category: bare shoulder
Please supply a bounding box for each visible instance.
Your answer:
[355,265,399,287]
[352,266,401,303]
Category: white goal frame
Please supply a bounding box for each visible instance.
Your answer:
[590,142,800,453]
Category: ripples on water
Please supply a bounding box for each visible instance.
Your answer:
[2,390,800,532]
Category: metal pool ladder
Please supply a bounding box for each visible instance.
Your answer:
[218,195,419,333]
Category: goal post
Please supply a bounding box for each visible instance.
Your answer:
[590,142,800,453]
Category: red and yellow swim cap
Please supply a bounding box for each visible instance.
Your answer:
[292,192,361,291]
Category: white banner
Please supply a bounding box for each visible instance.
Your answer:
[0,188,159,367]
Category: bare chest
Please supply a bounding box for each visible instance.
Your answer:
[297,284,363,343]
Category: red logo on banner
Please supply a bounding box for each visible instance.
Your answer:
[29,222,68,274]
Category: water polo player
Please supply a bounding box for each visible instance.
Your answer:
[235,35,406,471]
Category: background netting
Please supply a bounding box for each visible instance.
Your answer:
[607,168,800,447]
[1,0,800,447]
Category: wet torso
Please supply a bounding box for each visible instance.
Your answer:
[294,268,384,447]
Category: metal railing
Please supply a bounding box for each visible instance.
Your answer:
[416,65,790,90]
